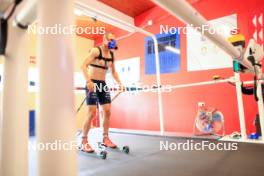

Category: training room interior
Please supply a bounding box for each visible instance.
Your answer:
[0,0,264,176]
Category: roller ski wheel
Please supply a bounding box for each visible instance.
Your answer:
[99,150,107,159]
[122,146,130,154]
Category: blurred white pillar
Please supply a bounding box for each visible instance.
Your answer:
[37,0,77,175]
[0,11,29,176]
[256,67,264,142]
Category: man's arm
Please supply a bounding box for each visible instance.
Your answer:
[81,47,98,83]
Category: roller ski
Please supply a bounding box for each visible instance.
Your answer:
[98,136,130,154]
[78,137,107,159]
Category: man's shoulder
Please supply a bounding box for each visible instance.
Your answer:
[90,47,100,57]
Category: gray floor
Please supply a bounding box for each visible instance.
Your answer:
[29,129,264,176]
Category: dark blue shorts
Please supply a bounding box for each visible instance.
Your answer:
[86,80,111,105]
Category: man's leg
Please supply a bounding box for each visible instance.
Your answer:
[81,105,97,153]
[82,105,97,137]
[101,103,117,148]
[101,103,111,135]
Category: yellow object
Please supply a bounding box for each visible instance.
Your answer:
[227,34,245,43]
[213,75,221,80]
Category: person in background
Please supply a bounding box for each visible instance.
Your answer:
[81,32,124,153]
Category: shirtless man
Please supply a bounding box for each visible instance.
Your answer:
[81,32,123,152]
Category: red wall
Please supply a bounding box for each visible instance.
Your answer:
[110,0,264,135]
